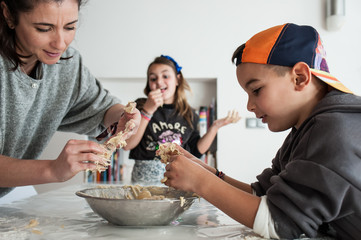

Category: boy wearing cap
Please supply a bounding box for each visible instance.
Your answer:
[163,23,361,240]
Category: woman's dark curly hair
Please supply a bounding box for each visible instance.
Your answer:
[0,0,86,70]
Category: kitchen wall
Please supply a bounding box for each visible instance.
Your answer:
[38,0,361,192]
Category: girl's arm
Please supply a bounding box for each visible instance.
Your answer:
[196,121,219,154]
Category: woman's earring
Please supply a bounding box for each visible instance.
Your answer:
[6,20,15,29]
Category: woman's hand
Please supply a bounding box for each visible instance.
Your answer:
[143,89,163,114]
[115,107,141,141]
[50,139,109,182]
[102,103,141,143]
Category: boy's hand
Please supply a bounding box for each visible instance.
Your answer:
[162,145,217,192]
[163,154,207,193]
[174,145,214,172]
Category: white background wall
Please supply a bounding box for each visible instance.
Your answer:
[37,0,361,193]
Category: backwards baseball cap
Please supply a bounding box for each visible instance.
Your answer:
[234,23,352,94]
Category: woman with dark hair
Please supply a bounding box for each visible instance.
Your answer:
[0,0,140,198]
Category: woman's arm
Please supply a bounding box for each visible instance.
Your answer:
[103,103,141,143]
[0,155,56,187]
[0,139,108,187]
[122,116,149,150]
[103,103,126,127]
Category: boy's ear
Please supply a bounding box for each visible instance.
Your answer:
[292,62,312,91]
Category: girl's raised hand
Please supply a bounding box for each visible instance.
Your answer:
[212,110,241,129]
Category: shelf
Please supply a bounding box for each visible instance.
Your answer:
[98,77,217,83]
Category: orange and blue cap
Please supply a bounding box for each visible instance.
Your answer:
[234,23,352,94]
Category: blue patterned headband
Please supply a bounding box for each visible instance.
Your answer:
[161,55,182,73]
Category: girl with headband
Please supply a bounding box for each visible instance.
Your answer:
[124,55,239,183]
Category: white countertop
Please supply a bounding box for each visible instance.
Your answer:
[0,184,264,240]
[0,184,335,240]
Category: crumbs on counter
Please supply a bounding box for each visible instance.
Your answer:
[26,219,39,228]
[26,219,43,235]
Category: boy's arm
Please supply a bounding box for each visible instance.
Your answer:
[176,146,253,193]
[164,155,261,228]
[198,170,261,228]
[197,171,279,239]
[163,148,279,238]
[222,174,254,194]
[253,196,280,238]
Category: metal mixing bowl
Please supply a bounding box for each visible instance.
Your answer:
[76,186,197,226]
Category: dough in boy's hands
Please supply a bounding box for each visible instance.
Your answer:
[155,142,183,183]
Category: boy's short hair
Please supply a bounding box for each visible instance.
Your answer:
[232,23,352,94]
